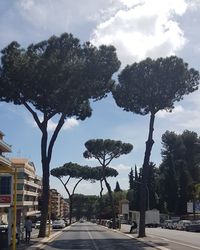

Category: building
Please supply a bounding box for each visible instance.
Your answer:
[11,158,42,223]
[0,131,12,223]
[50,188,61,219]
[0,131,12,169]
[63,199,69,218]
[50,189,69,219]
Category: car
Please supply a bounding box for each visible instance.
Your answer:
[161,220,173,229]
[52,220,65,229]
[185,220,200,232]
[35,220,52,229]
[176,220,192,230]
[35,220,40,229]
[0,223,8,229]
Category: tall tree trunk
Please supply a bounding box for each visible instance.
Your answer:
[138,113,155,238]
[38,162,49,237]
[99,179,104,224]
[38,129,50,237]
[69,195,73,225]
[104,178,116,229]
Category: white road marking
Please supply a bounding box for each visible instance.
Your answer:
[87,229,99,250]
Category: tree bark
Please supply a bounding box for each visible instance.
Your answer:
[99,179,103,224]
[104,178,116,229]
[38,144,50,237]
[138,113,155,238]
[69,195,73,225]
[38,126,50,237]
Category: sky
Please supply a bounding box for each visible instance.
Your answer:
[1,0,200,198]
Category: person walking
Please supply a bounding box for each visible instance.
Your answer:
[24,216,32,244]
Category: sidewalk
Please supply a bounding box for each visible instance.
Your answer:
[118,227,168,250]
[9,229,64,250]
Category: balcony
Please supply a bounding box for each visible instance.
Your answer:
[17,190,38,197]
[0,140,12,152]
[17,200,38,206]
[0,155,12,167]
[17,179,41,189]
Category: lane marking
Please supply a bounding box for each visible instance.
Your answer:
[87,229,99,250]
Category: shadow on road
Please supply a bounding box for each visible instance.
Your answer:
[46,238,165,249]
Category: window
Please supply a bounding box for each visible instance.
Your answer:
[0,176,12,195]
[17,183,24,190]
[17,172,25,179]
[17,194,23,201]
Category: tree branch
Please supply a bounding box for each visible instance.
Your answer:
[23,101,42,130]
[47,113,66,162]
[72,178,83,195]
[65,176,71,186]
[58,177,71,198]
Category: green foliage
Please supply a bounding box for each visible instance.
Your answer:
[0,33,120,237]
[90,166,118,181]
[83,138,133,228]
[0,33,120,119]
[113,56,199,115]
[114,181,122,192]
[128,168,134,190]
[112,56,199,237]
[159,130,200,214]
[83,139,133,163]
[72,194,99,220]
[51,162,91,180]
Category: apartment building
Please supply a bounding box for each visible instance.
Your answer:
[0,131,12,223]
[50,189,69,219]
[11,158,42,222]
[0,131,12,169]
[50,188,61,219]
[63,199,69,218]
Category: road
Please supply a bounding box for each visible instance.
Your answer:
[146,228,200,250]
[42,222,155,250]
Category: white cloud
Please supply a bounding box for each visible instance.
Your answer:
[48,118,79,131]
[27,117,79,131]
[111,163,131,171]
[91,0,188,66]
[157,105,184,118]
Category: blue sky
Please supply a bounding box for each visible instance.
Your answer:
[1,0,200,197]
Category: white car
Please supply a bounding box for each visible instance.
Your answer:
[35,220,52,229]
[35,220,40,229]
[52,220,65,229]
[176,220,192,230]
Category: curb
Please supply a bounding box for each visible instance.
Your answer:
[29,225,72,250]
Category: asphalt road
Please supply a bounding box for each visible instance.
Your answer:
[43,222,155,250]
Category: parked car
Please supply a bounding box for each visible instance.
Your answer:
[185,220,200,232]
[35,220,52,229]
[176,220,192,230]
[35,220,40,229]
[52,220,65,229]
[161,220,173,229]
[0,223,8,229]
[171,220,179,230]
